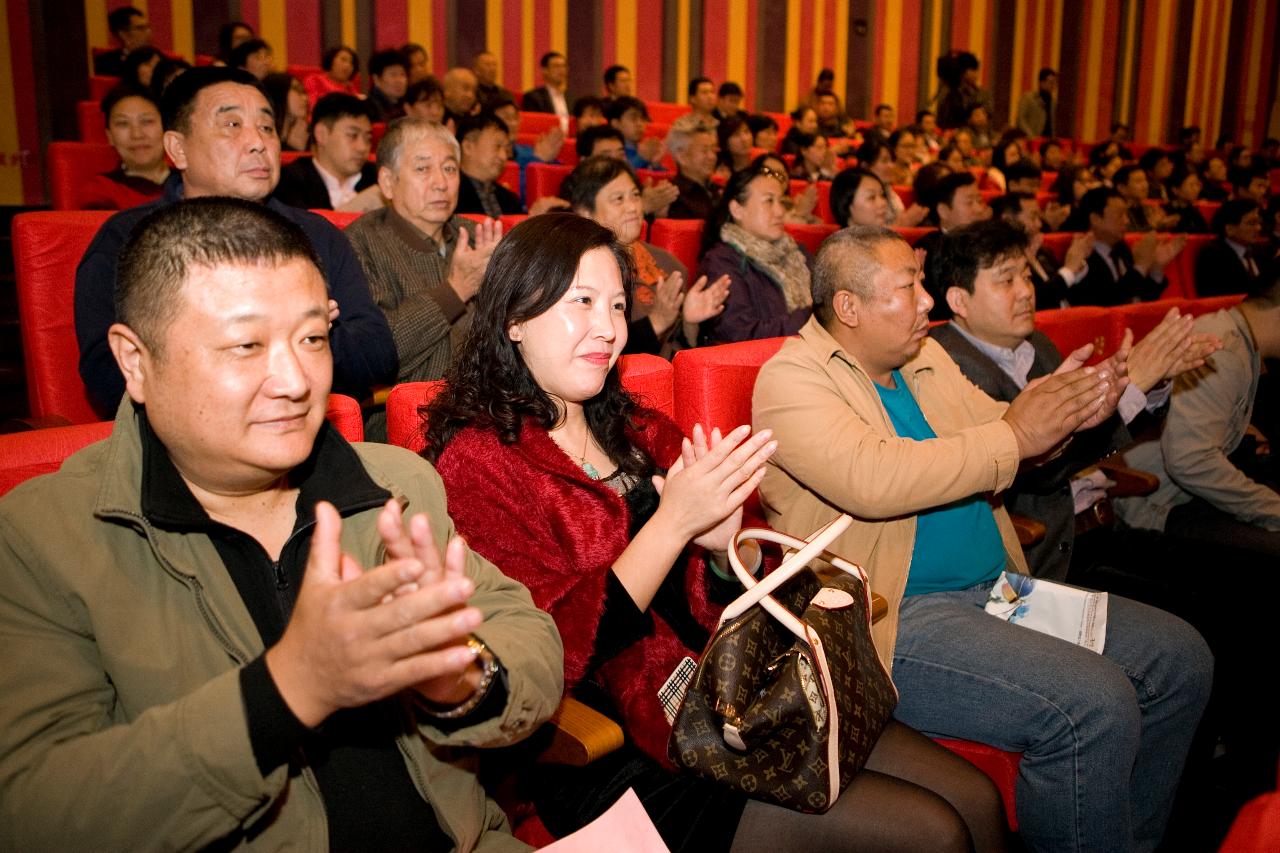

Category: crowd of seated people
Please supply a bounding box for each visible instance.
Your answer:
[15,18,1280,849]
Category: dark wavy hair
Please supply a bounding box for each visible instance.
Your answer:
[830,166,888,228]
[423,213,651,478]
[560,155,640,214]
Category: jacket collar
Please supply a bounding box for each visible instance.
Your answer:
[797,315,938,387]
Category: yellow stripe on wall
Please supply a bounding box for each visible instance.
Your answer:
[171,0,194,60]
[880,0,901,110]
[784,0,800,111]
[1081,0,1106,141]
[550,0,567,57]
[0,0,22,204]
[969,0,987,58]
[1008,0,1027,126]
[811,0,825,99]
[834,0,849,108]
[341,0,356,54]
[1049,0,1063,70]
[259,1,288,68]
[522,0,535,93]
[617,0,638,83]
[926,0,943,106]
[675,0,690,102]
[726,1,747,96]
[1116,0,1137,126]
[1147,0,1174,145]
[486,0,503,81]
[85,0,107,60]
[408,0,433,64]
[1183,0,1206,127]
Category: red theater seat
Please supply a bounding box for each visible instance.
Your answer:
[1196,201,1221,225]
[788,180,834,223]
[12,211,113,424]
[498,161,521,198]
[89,75,120,99]
[0,422,114,497]
[891,186,914,207]
[47,142,124,210]
[324,394,365,442]
[1034,306,1117,364]
[1184,293,1245,316]
[784,222,838,256]
[525,163,572,206]
[1111,299,1188,343]
[1121,232,1212,299]
[1040,232,1075,264]
[893,226,936,246]
[648,219,704,275]
[645,102,691,125]
[762,111,792,137]
[311,209,361,229]
[78,100,107,143]
[518,112,562,136]
[280,150,310,165]
[384,355,671,454]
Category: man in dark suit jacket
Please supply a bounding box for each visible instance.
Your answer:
[452,114,568,218]
[520,52,573,130]
[94,6,151,76]
[1069,187,1182,306]
[991,192,1094,310]
[930,220,1213,582]
[274,94,379,211]
[1196,199,1265,296]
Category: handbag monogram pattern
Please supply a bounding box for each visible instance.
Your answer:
[669,518,898,813]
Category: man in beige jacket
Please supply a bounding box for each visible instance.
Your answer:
[0,198,562,851]
[753,225,1211,853]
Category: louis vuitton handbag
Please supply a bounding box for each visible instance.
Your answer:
[668,515,897,813]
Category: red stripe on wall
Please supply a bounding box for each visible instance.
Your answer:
[7,0,40,203]
[701,0,727,83]
[601,0,616,72]
[503,0,521,93]
[534,0,550,71]
[950,0,969,49]
[1255,2,1278,145]
[870,0,885,114]
[1133,0,1159,143]
[745,2,758,109]
[241,0,260,31]
[825,0,836,74]
[148,0,172,53]
[1025,0,1042,96]
[432,0,447,74]
[288,0,323,65]
[1093,0,1119,141]
[1207,0,1229,142]
[636,2,664,102]
[375,0,408,50]
[899,0,921,121]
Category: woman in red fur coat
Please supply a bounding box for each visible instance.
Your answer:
[425,213,1007,853]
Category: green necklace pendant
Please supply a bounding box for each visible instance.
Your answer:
[582,461,602,480]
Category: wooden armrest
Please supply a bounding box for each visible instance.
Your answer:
[537,696,625,766]
[1010,513,1046,547]
[366,386,392,407]
[1096,459,1159,498]
[870,592,888,623]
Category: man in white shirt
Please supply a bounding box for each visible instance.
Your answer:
[521,52,574,133]
[275,93,378,211]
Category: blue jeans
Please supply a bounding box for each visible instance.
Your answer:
[890,583,1212,853]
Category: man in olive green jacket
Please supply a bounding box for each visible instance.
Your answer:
[0,198,563,851]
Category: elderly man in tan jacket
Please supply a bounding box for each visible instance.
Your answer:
[753,225,1211,853]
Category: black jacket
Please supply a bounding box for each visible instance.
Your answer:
[1194,237,1260,297]
[455,174,525,216]
[1068,242,1165,306]
[274,157,379,211]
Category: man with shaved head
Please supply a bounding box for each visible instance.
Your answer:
[442,67,480,124]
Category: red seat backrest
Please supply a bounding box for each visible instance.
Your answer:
[48,142,123,210]
[280,150,310,166]
[762,111,792,137]
[384,354,671,454]
[649,219,704,275]
[311,209,361,229]
[12,211,114,423]
[788,180,834,223]
[1121,232,1211,300]
[515,135,579,166]
[1196,201,1221,226]
[0,422,114,497]
[1039,232,1076,264]
[525,163,572,206]
[518,112,562,136]
[1184,294,1245,316]
[78,101,107,143]
[891,185,914,208]
[892,226,936,246]
[1033,306,1116,365]
[460,213,530,232]
[645,102,691,125]
[671,337,789,436]
[89,75,119,100]
[371,122,387,152]
[498,160,521,198]
[784,222,838,256]
[1111,298,1188,344]
[325,393,364,442]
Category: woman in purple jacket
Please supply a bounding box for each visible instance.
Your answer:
[696,158,814,345]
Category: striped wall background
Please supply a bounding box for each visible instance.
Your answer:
[0,0,1274,204]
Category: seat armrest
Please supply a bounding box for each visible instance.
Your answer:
[1010,513,1046,547]
[1096,457,1159,498]
[537,696,625,766]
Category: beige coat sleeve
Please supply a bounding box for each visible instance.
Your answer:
[754,352,1021,520]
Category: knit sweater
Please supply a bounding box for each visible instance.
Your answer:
[345,207,479,385]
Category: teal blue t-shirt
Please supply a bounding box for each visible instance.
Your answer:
[873,370,1007,595]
